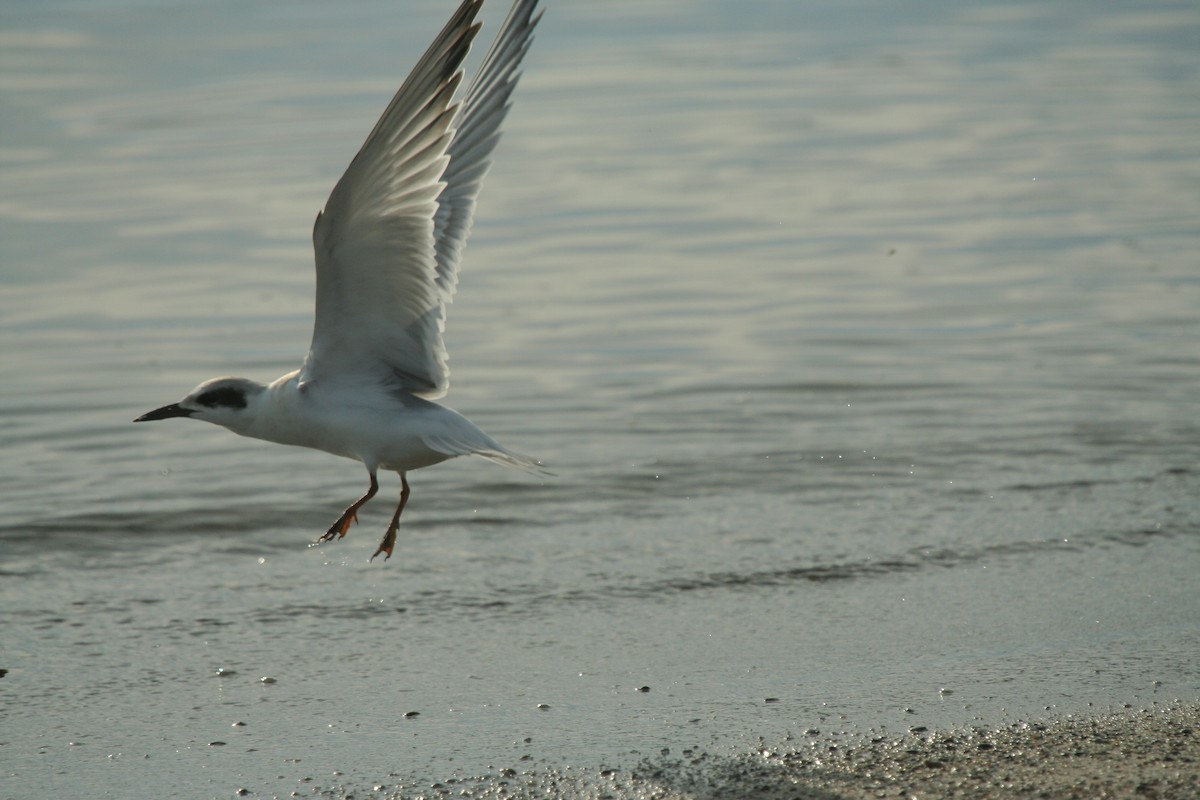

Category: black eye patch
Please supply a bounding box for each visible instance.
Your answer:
[196,387,247,409]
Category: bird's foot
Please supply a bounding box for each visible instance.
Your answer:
[369,523,399,562]
[315,510,359,545]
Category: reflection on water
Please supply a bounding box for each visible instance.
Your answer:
[2,0,1198,797]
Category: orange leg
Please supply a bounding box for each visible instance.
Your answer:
[371,473,411,562]
[315,471,379,545]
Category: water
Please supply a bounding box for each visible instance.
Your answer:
[3,0,1199,797]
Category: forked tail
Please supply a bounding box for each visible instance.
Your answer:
[423,428,551,476]
[474,447,552,476]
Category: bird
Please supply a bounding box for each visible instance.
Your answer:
[135,0,548,562]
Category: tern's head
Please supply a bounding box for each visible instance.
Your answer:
[135,377,266,432]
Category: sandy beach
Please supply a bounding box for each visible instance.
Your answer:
[316,702,1199,800]
[744,702,1199,800]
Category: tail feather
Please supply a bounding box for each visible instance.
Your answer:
[423,430,551,476]
[475,448,553,477]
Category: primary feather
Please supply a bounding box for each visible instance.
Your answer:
[303,0,542,399]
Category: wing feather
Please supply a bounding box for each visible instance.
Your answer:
[431,0,543,306]
[301,0,541,398]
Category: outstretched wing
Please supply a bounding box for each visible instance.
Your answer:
[301,0,541,399]
[431,0,543,307]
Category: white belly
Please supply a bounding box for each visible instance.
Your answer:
[246,378,485,473]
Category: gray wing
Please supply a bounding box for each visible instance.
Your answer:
[431,0,543,304]
[301,0,541,398]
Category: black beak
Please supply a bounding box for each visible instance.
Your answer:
[134,403,195,422]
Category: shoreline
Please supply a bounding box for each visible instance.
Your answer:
[327,701,1200,799]
[755,701,1200,799]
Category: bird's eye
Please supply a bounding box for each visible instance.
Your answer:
[196,387,247,409]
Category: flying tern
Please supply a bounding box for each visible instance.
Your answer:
[136,0,547,561]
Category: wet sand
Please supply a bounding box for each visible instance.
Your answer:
[316,702,1199,799]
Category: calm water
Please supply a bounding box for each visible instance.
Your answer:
[3,0,1199,797]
